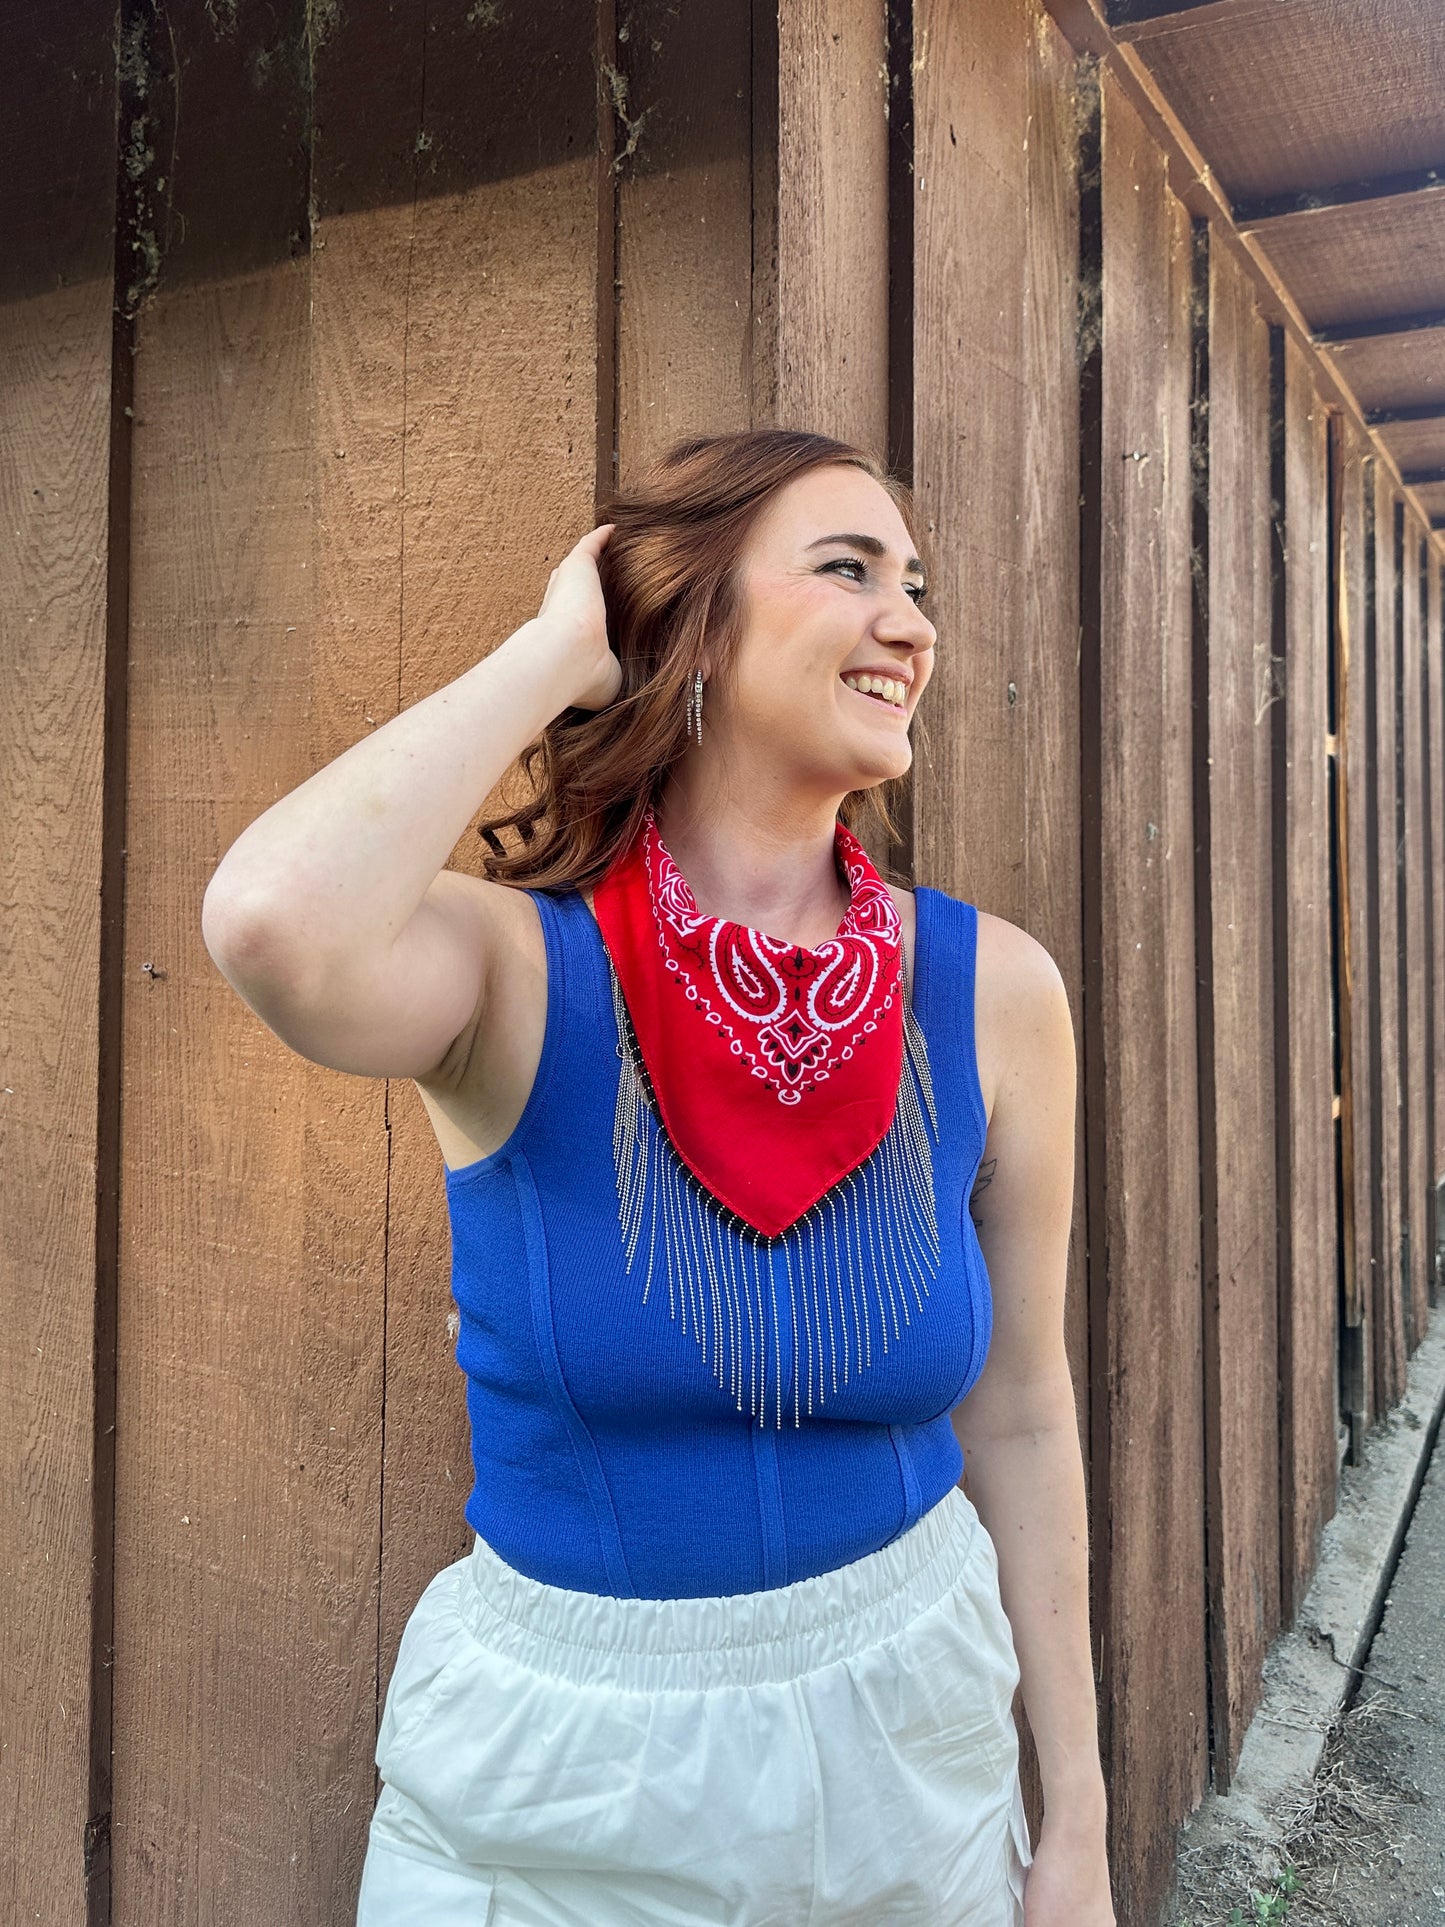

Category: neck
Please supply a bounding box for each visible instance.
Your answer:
[653,778,853,951]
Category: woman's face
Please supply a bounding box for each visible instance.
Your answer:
[713,466,937,801]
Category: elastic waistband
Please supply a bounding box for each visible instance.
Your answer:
[455,1484,984,1692]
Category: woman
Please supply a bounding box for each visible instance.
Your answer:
[202,428,1114,1925]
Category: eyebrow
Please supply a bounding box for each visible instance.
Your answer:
[805,532,926,580]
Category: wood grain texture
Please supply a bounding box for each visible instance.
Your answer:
[1334,415,1377,1430]
[615,1,754,465]
[107,13,415,1917]
[1092,68,1207,1924]
[1428,551,1445,1283]
[765,0,890,456]
[1246,189,1445,333]
[1197,235,1280,1787]
[1276,333,1339,1623]
[1113,0,1445,202]
[1371,463,1408,1409]
[115,271,386,1926]
[110,4,604,1922]
[1327,324,1445,418]
[911,0,1087,1849]
[1399,512,1432,1343]
[1376,415,1445,479]
[0,10,119,1918]
[0,298,114,1921]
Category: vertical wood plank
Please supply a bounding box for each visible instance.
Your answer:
[1196,234,1280,1787]
[614,3,754,463]
[1335,417,1376,1438]
[1399,513,1432,1344]
[1370,466,1407,1409]
[1091,68,1206,1923]
[764,0,890,456]
[910,0,1085,1841]
[1428,550,1445,1298]
[351,0,607,1704]
[115,5,609,1918]
[111,9,387,1921]
[1276,334,1339,1623]
[0,5,119,1918]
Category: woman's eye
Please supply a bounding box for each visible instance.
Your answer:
[826,557,927,605]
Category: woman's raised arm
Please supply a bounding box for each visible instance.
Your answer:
[200,523,619,1080]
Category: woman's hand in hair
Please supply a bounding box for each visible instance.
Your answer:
[534,522,623,712]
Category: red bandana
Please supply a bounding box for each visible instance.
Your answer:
[591,807,905,1237]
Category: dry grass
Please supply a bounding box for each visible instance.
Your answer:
[1276,1688,1424,1924]
[1166,1688,1425,1927]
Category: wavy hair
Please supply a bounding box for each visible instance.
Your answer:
[475,427,923,893]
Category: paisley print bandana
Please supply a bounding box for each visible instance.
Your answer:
[590,805,906,1237]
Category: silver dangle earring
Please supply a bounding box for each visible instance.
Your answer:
[685,668,705,744]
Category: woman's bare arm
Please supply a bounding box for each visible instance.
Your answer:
[951,919,1114,1920]
[201,524,619,1079]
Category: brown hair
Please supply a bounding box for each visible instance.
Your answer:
[476,426,923,893]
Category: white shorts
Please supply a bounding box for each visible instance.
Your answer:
[357,1482,1032,1925]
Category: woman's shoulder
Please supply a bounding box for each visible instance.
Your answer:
[973,908,1066,999]
[916,894,1067,1127]
[915,886,1060,986]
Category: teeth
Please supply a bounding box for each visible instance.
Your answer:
[842,673,905,708]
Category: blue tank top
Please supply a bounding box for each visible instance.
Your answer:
[444,883,994,1599]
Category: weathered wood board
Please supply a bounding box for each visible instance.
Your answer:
[1089,67,1207,1926]
[1334,415,1377,1437]
[1197,233,1281,1786]
[1399,513,1433,1345]
[909,0,1087,1844]
[1428,551,1445,1297]
[1371,465,1408,1409]
[111,9,383,1920]
[0,4,119,1920]
[1276,334,1339,1623]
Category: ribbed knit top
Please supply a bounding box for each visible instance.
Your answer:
[443,883,994,1599]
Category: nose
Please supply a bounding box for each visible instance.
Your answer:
[875,588,936,654]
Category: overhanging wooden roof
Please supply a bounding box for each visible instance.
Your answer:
[1055,0,1445,548]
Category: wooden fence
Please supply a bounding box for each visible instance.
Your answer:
[3,2,1443,1923]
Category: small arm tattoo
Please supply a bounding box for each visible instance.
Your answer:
[968,1157,997,1228]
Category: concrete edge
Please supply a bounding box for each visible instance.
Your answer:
[1167,1315,1445,1893]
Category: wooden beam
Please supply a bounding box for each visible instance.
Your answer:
[1233,169,1445,229]
[1104,0,1233,28]
[1367,405,1445,428]
[1033,0,1445,563]
[1312,308,1445,347]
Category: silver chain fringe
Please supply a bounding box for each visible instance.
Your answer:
[607,959,941,1429]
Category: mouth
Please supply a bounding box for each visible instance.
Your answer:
[840,673,908,713]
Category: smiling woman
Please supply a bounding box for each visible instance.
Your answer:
[469,428,937,903]
[203,426,1102,1925]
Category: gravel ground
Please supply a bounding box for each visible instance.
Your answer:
[1283,1420,1445,1926]
[1170,1420,1445,1926]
